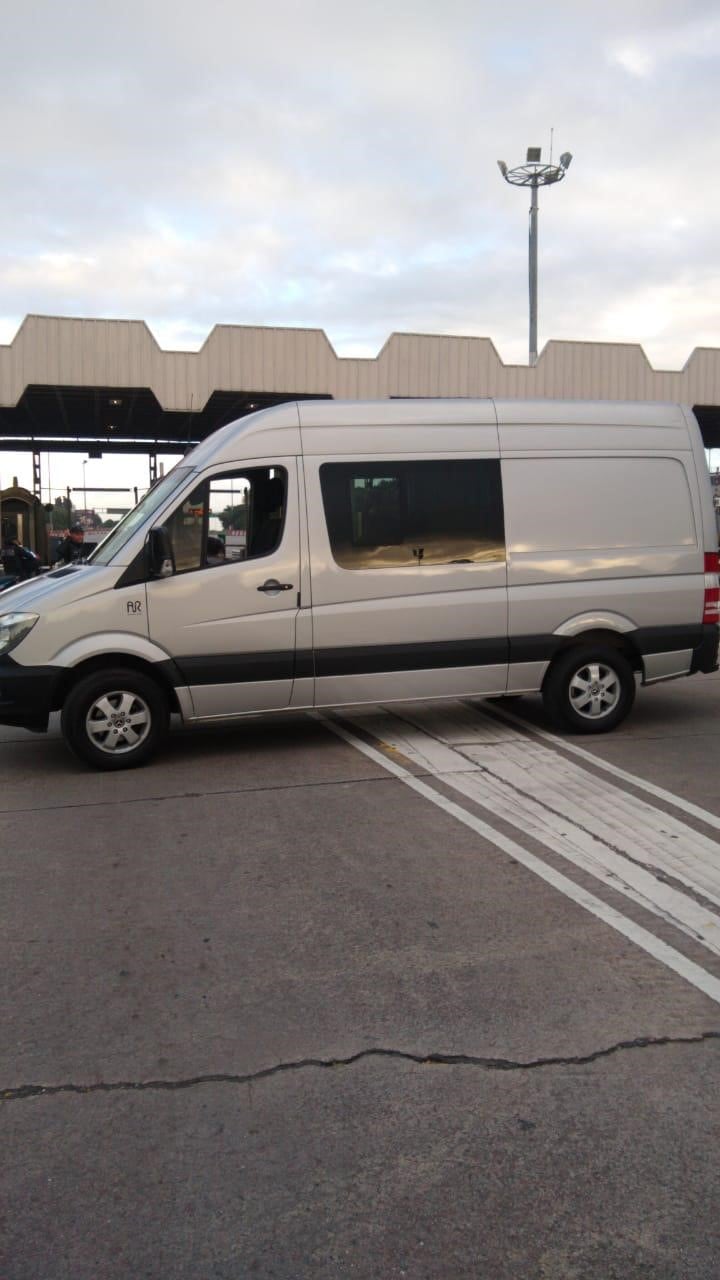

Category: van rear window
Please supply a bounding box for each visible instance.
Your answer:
[320,460,505,569]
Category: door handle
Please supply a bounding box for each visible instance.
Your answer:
[257,579,294,594]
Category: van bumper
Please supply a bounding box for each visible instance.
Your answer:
[690,624,720,675]
[0,656,61,732]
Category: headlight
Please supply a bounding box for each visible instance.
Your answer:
[0,613,38,656]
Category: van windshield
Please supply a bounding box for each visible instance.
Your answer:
[88,467,194,565]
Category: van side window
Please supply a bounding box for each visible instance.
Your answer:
[320,460,505,569]
[163,467,287,573]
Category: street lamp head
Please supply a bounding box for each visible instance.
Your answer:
[526,147,542,162]
[559,151,573,170]
[497,160,508,177]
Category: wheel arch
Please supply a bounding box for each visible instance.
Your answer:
[50,652,181,714]
[543,625,643,691]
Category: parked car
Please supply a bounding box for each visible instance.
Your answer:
[0,543,41,589]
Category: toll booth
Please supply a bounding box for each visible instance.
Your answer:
[0,482,50,564]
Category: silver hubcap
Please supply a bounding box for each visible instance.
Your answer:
[568,662,621,720]
[85,689,151,754]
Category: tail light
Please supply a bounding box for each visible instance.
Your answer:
[703,552,720,624]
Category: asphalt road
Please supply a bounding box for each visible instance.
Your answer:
[2,674,720,1279]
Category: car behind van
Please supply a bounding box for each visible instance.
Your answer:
[0,398,717,769]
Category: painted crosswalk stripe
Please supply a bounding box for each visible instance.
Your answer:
[383,703,720,910]
[483,699,720,833]
[318,708,720,1010]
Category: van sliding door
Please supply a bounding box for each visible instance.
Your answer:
[307,456,508,705]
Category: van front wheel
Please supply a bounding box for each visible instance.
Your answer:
[61,668,169,769]
[543,646,635,734]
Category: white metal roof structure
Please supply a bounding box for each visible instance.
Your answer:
[2,314,720,453]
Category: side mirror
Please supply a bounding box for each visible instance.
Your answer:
[147,526,175,579]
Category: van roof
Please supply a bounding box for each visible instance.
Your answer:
[185,397,692,470]
[297,399,497,426]
[296,398,689,429]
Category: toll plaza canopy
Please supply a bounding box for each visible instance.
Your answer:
[2,315,720,461]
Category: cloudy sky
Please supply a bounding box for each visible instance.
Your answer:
[1,0,720,500]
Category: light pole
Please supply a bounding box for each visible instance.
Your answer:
[82,460,88,522]
[498,146,572,366]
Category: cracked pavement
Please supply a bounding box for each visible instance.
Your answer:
[3,682,720,1278]
[5,1031,720,1102]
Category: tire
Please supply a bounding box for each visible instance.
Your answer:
[61,667,169,769]
[542,645,635,734]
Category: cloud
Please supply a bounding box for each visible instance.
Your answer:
[611,46,654,77]
[609,9,720,76]
[0,0,718,375]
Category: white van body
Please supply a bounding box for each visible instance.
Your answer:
[1,398,717,768]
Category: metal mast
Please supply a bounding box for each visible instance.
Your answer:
[498,146,572,366]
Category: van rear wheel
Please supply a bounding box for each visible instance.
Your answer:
[543,646,635,734]
[61,668,169,769]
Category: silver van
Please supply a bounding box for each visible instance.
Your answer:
[0,398,717,769]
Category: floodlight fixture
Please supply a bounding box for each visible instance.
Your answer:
[497,142,573,365]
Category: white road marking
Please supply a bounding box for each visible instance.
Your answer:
[485,699,720,833]
[318,712,720,1009]
[387,704,720,910]
[350,711,720,952]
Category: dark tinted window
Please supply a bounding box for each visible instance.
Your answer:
[320,460,504,569]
